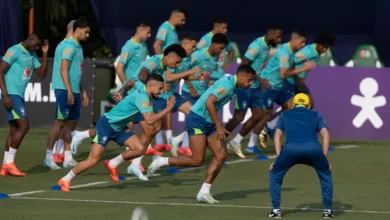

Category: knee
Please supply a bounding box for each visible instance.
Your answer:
[133,145,146,156]
[86,157,99,167]
[215,151,228,164]
[19,123,30,134]
[192,156,205,167]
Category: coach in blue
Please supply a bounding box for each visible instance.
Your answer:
[268,93,334,218]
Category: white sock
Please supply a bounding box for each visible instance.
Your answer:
[165,130,172,144]
[248,133,259,147]
[181,132,189,149]
[157,157,169,166]
[232,134,243,144]
[131,156,144,167]
[56,139,64,155]
[78,130,91,140]
[200,183,211,194]
[3,151,8,164]
[46,149,53,161]
[108,154,125,168]
[156,130,164,145]
[62,170,76,181]
[174,131,186,143]
[64,150,73,162]
[5,147,17,164]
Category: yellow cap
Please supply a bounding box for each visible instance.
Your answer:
[293,93,310,106]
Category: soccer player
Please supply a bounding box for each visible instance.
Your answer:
[253,31,315,150]
[170,33,230,156]
[225,27,283,157]
[153,8,187,54]
[268,93,333,218]
[50,20,75,164]
[0,33,49,176]
[147,64,255,204]
[153,8,188,150]
[70,22,152,155]
[57,74,176,191]
[44,17,90,169]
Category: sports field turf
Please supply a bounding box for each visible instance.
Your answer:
[1,128,390,220]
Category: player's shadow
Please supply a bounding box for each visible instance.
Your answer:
[76,148,119,160]
[96,177,201,190]
[215,187,296,201]
[282,201,353,218]
[26,164,52,174]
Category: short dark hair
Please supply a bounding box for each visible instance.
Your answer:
[146,74,164,84]
[136,21,151,29]
[236,64,256,75]
[163,44,187,58]
[211,33,229,45]
[267,26,282,33]
[182,34,196,41]
[315,32,335,48]
[214,17,228,25]
[27,32,39,40]
[172,8,188,18]
[292,30,307,38]
[73,17,90,32]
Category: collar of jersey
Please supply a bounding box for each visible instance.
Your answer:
[143,86,146,92]
[295,105,307,108]
[167,21,175,29]
[262,36,269,48]
[19,43,28,53]
[209,31,214,37]
[130,37,141,45]
[287,42,293,53]
[234,75,237,85]
[205,48,214,58]
[69,37,80,46]
[159,55,164,69]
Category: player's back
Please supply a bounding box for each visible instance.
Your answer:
[280,107,324,144]
[120,39,147,80]
[156,21,178,50]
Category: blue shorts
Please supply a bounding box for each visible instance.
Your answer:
[285,81,310,95]
[262,87,293,110]
[3,94,28,121]
[92,115,134,148]
[235,87,263,111]
[186,111,216,137]
[54,89,81,120]
[181,91,199,105]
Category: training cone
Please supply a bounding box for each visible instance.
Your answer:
[0,193,9,199]
[256,155,269,160]
[118,175,126,181]
[166,168,180,173]
[51,185,61,191]
[329,147,335,152]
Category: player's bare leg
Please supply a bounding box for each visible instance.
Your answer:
[44,120,66,169]
[242,108,264,153]
[253,109,273,148]
[170,101,192,156]
[2,119,29,176]
[61,120,78,168]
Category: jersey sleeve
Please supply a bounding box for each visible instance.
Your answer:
[244,42,259,61]
[156,24,168,42]
[210,78,232,101]
[316,112,328,131]
[118,45,132,65]
[196,36,208,50]
[135,93,153,114]
[61,45,76,61]
[275,113,285,132]
[225,41,233,52]
[2,48,18,65]
[142,59,158,73]
[32,53,42,69]
[293,51,308,65]
[278,49,291,68]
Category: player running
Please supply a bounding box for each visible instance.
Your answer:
[253,31,315,150]
[57,74,175,191]
[70,22,152,155]
[268,93,334,218]
[147,64,255,204]
[0,33,49,176]
[224,27,282,157]
[44,17,90,169]
[170,33,230,156]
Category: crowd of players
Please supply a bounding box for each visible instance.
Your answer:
[0,8,336,218]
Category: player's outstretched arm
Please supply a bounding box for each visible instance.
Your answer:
[222,50,234,71]
[138,67,151,84]
[142,96,176,125]
[280,61,315,79]
[165,67,200,82]
[206,95,229,141]
[319,128,330,156]
[118,79,135,98]
[274,129,283,156]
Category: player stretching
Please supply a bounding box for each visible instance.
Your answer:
[0,34,49,176]
[57,74,175,191]
[262,32,335,145]
[70,22,152,155]
[170,33,230,156]
[44,17,90,169]
[268,93,333,218]
[253,31,315,150]
[153,8,188,151]
[225,27,282,157]
[147,64,255,204]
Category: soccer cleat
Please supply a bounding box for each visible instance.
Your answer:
[4,162,26,177]
[129,160,145,173]
[323,210,335,218]
[63,159,78,168]
[104,160,119,182]
[145,147,163,156]
[227,141,245,159]
[170,137,181,157]
[43,159,61,170]
[57,179,71,192]
[147,155,162,175]
[53,153,64,163]
[127,165,148,181]
[71,131,83,155]
[154,144,171,151]
[183,148,192,156]
[268,210,282,218]
[259,133,268,149]
[196,193,220,204]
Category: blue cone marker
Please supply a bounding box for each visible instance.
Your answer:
[51,185,61,191]
[166,168,180,173]
[256,155,269,160]
[0,193,9,199]
[118,175,126,181]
